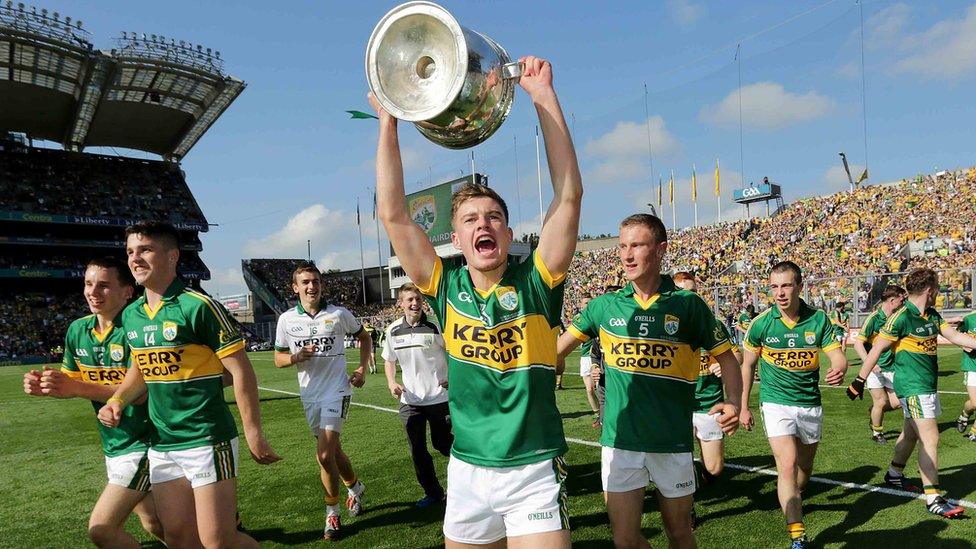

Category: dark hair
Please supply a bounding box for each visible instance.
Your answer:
[86,256,135,288]
[905,269,938,295]
[672,271,695,283]
[125,221,180,250]
[881,285,907,301]
[451,183,509,226]
[620,213,667,243]
[770,260,803,285]
[292,263,321,283]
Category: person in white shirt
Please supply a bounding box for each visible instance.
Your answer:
[383,283,452,508]
[274,264,373,541]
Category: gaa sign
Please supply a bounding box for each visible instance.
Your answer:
[733,183,780,203]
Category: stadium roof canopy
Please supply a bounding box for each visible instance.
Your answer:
[0,2,245,161]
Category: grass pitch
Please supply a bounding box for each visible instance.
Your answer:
[2,348,975,548]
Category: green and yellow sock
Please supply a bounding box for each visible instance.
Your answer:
[787,522,806,541]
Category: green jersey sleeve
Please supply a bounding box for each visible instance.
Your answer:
[61,325,79,375]
[930,308,948,332]
[568,296,600,342]
[880,308,908,341]
[187,295,244,358]
[818,311,841,352]
[689,295,731,354]
[743,312,765,353]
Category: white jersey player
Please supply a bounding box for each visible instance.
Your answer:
[274,264,373,541]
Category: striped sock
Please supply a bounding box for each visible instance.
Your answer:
[786,522,806,541]
[923,485,940,505]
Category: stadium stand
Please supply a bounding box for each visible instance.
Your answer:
[0,2,245,364]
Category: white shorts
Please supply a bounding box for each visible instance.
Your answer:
[866,370,895,390]
[964,371,976,388]
[443,456,569,544]
[761,403,823,444]
[105,450,151,492]
[149,438,238,489]
[901,393,942,419]
[601,447,695,498]
[693,412,724,442]
[579,356,592,377]
[304,396,351,435]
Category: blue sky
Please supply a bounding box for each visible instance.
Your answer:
[41,0,976,296]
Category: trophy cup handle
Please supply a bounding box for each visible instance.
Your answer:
[502,61,523,80]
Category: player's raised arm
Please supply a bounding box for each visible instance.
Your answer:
[369,93,438,291]
[521,56,583,278]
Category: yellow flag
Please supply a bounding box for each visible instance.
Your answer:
[668,171,674,205]
[691,165,697,202]
[714,159,720,196]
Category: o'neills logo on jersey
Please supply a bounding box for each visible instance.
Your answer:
[132,345,224,382]
[599,329,698,382]
[761,348,819,371]
[409,195,437,232]
[162,321,178,341]
[444,306,556,372]
[109,343,125,363]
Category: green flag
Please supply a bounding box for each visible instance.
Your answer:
[347,110,378,120]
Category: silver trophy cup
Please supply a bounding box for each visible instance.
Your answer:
[365,1,522,149]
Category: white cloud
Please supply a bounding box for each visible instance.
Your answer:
[667,0,705,27]
[583,116,680,184]
[201,267,246,298]
[823,162,865,193]
[865,3,912,50]
[244,204,383,272]
[699,81,832,131]
[892,4,976,81]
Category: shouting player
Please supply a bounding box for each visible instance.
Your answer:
[558,215,741,549]
[847,268,976,518]
[739,261,848,549]
[852,285,906,443]
[274,264,371,540]
[98,221,280,548]
[373,54,582,548]
[24,257,163,547]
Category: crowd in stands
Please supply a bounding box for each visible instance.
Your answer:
[0,249,209,276]
[0,146,206,226]
[4,167,976,362]
[0,293,87,361]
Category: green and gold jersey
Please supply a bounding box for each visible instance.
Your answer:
[832,309,850,335]
[738,311,752,332]
[960,312,976,373]
[122,279,244,451]
[62,314,152,457]
[856,307,896,371]
[580,338,593,357]
[696,322,735,413]
[569,277,732,453]
[743,301,839,407]
[420,251,567,467]
[879,300,948,397]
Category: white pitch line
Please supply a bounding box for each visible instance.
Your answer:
[257,386,976,509]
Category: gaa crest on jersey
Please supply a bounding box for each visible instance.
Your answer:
[496,286,519,311]
[664,314,680,335]
[805,331,816,345]
[162,321,178,341]
[409,194,437,232]
[109,343,124,363]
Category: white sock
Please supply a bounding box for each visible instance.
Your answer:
[348,480,364,496]
[925,493,939,505]
[327,504,340,516]
[887,467,903,478]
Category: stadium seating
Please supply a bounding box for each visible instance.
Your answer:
[0,146,206,227]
